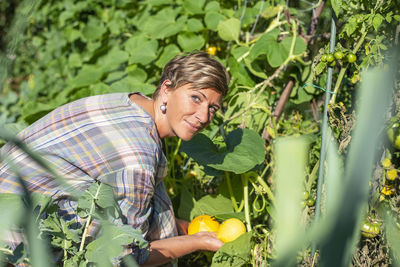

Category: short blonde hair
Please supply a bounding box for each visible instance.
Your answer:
[153,52,230,99]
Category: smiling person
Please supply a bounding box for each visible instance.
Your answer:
[0,52,229,266]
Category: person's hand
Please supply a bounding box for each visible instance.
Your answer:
[192,231,224,252]
[175,218,189,235]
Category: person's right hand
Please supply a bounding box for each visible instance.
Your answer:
[192,231,224,251]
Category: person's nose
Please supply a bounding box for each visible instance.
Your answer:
[196,104,210,125]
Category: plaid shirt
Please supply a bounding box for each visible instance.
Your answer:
[0,93,178,264]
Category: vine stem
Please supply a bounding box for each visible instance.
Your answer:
[79,184,102,252]
[241,174,252,232]
[255,174,276,206]
[225,172,240,212]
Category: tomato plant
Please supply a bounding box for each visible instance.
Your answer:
[0,0,399,266]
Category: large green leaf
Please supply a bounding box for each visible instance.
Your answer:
[187,18,204,32]
[217,18,240,41]
[141,7,184,39]
[183,0,206,14]
[155,44,181,68]
[211,232,252,267]
[249,29,306,67]
[81,16,107,41]
[85,223,146,265]
[181,128,265,174]
[178,186,195,221]
[124,35,158,65]
[109,76,155,95]
[68,64,104,89]
[177,32,205,52]
[98,48,129,73]
[204,11,224,30]
[190,194,234,220]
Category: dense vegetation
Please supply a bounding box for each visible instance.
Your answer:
[0,0,399,266]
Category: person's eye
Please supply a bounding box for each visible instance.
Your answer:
[209,106,218,113]
[191,95,201,103]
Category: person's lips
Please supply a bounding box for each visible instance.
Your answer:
[185,120,201,132]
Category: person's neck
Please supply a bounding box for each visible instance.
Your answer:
[129,93,155,118]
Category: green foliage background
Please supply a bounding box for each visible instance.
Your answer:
[0,0,400,266]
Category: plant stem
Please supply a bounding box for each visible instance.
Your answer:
[225,172,240,212]
[255,174,276,206]
[79,184,102,252]
[241,174,252,232]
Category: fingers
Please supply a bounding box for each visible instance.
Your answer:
[193,231,224,251]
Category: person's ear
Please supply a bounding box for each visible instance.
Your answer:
[160,79,172,102]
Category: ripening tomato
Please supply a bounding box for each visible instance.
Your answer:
[361,221,381,238]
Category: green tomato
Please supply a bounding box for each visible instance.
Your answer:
[346,53,357,63]
[361,221,381,238]
[334,51,343,60]
[321,54,328,62]
[387,122,400,150]
[306,198,315,207]
[328,60,336,67]
[302,191,310,200]
[326,54,335,62]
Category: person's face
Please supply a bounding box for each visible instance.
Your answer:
[164,83,222,141]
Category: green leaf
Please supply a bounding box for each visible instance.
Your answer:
[394,15,400,22]
[86,223,146,264]
[109,76,155,96]
[315,61,327,75]
[149,0,173,6]
[156,44,181,68]
[205,11,224,31]
[141,7,184,39]
[68,53,82,68]
[183,0,206,14]
[274,136,310,262]
[98,48,129,73]
[177,186,195,221]
[231,46,249,60]
[68,64,104,89]
[81,16,107,41]
[190,194,234,220]
[205,1,220,12]
[331,0,342,17]
[211,232,252,267]
[181,128,265,174]
[227,56,256,86]
[187,18,204,32]
[124,35,158,65]
[177,32,205,52]
[217,18,240,41]
[372,14,384,31]
[0,194,24,235]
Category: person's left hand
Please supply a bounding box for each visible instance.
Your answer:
[175,218,190,235]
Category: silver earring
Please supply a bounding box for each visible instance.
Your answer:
[160,104,167,113]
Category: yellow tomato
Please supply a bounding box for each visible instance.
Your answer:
[188,215,220,235]
[217,218,246,243]
[387,169,398,181]
[206,46,217,56]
